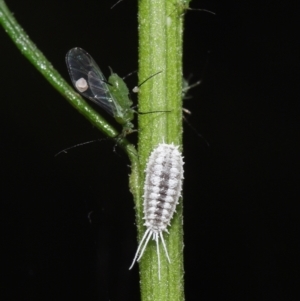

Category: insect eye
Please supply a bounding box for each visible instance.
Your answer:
[75,78,89,92]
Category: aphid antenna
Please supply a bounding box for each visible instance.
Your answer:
[122,70,138,81]
[55,138,108,157]
[132,70,163,93]
[110,0,124,9]
[131,71,170,115]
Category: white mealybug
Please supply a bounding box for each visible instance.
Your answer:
[129,143,184,279]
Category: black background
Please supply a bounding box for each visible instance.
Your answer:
[1,0,298,300]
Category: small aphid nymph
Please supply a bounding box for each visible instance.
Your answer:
[129,143,184,279]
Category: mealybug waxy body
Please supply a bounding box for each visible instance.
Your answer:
[66,47,134,136]
[129,143,184,279]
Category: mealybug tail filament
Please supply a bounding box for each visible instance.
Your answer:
[129,143,184,279]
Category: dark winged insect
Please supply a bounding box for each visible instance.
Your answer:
[66,47,135,137]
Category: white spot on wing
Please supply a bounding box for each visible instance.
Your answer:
[75,77,89,92]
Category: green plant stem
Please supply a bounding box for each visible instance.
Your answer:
[135,0,186,300]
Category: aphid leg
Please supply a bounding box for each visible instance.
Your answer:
[182,108,192,115]
[182,78,201,100]
[132,70,163,93]
[129,228,151,270]
[122,70,137,81]
[110,132,138,159]
[155,233,161,280]
[160,232,171,263]
[55,138,109,157]
[182,116,210,147]
[173,0,216,17]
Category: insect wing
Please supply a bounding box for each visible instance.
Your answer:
[66,47,116,116]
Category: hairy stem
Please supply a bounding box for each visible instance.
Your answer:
[134,0,186,300]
